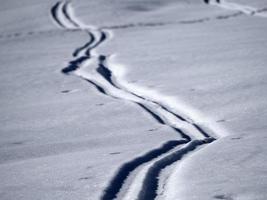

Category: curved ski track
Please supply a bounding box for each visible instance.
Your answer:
[49,1,229,199]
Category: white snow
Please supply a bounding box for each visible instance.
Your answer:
[0,0,267,200]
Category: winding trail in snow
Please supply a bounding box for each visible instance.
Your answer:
[48,1,236,199]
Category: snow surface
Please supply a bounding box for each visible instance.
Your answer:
[0,0,267,200]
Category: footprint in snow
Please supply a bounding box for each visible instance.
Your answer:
[214,194,234,200]
[147,128,158,132]
[11,141,25,145]
[61,89,79,94]
[79,177,92,181]
[231,137,242,140]
[109,152,121,155]
[61,90,71,93]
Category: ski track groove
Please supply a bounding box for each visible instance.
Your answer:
[49,1,234,199]
[97,55,119,89]
[137,138,215,200]
[136,103,166,125]
[86,79,108,95]
[92,53,205,141]
[62,1,80,28]
[85,31,107,56]
[73,31,95,57]
[51,2,66,29]
[101,140,188,200]
[95,60,194,140]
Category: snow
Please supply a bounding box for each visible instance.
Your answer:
[0,0,267,200]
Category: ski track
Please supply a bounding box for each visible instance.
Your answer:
[47,1,247,199]
[137,138,215,200]
[101,140,188,200]
[51,2,66,29]
[73,31,95,57]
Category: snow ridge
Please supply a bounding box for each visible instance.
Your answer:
[50,1,219,200]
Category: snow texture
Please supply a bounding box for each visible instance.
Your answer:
[0,0,267,200]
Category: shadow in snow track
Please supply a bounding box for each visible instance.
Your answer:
[97,55,120,89]
[136,103,165,125]
[101,140,188,200]
[257,7,267,13]
[85,31,107,56]
[151,102,186,122]
[192,124,210,138]
[51,1,66,29]
[50,2,219,200]
[86,80,107,95]
[138,138,215,200]
[172,127,191,141]
[62,56,89,74]
[62,1,80,28]
[73,31,95,57]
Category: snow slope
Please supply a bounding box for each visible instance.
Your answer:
[0,0,267,200]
